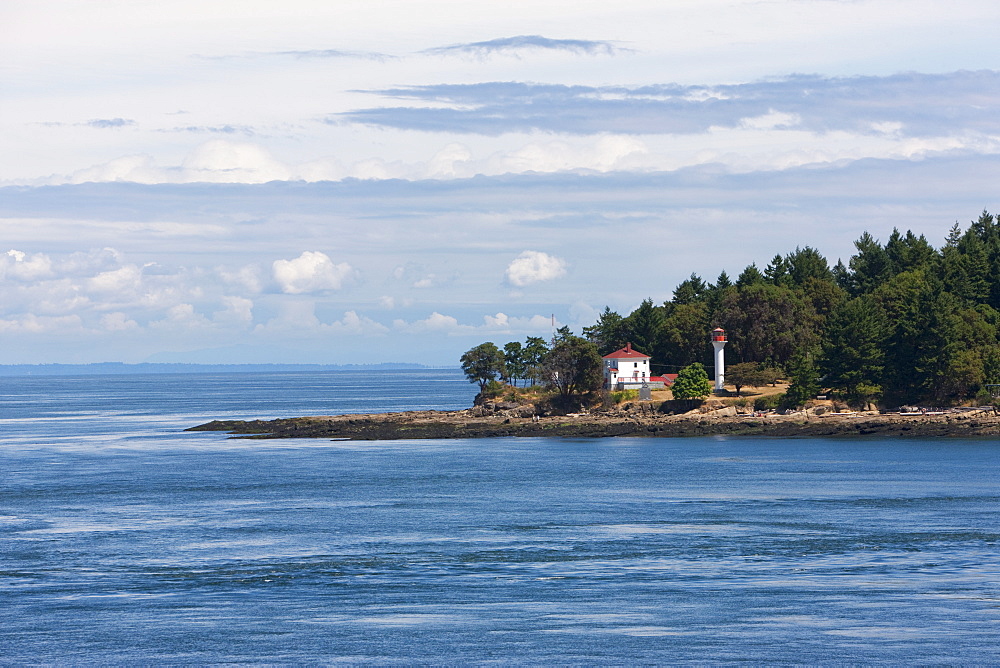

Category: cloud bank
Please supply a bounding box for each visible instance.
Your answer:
[341,71,1000,137]
[422,35,625,58]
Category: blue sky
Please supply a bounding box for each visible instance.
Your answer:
[1,0,999,365]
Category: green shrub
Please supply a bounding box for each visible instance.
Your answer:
[481,379,505,399]
[975,388,995,405]
[610,389,640,404]
[754,393,784,411]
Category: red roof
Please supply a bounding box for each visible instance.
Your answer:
[603,342,650,360]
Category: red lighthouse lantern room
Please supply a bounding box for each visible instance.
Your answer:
[711,328,727,342]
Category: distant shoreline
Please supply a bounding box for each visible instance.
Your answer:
[0,363,449,377]
[189,408,1000,440]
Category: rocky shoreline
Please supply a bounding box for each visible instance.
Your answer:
[188,405,1000,440]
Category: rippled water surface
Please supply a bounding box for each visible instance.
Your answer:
[2,370,1000,663]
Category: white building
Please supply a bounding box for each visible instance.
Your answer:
[603,343,667,390]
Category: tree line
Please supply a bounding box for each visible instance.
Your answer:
[584,211,1000,407]
[462,211,1000,408]
[460,329,605,403]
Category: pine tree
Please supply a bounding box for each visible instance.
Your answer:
[542,336,604,398]
[502,341,526,387]
[583,307,626,356]
[672,274,709,305]
[847,232,890,296]
[821,297,886,408]
[783,353,821,408]
[622,299,664,360]
[736,263,766,287]
[660,302,711,368]
[786,246,831,286]
[764,254,791,287]
[460,342,506,392]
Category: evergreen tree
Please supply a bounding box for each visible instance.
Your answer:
[660,302,711,368]
[672,274,709,305]
[967,211,1000,310]
[831,259,851,291]
[952,229,990,304]
[726,362,769,397]
[764,254,791,287]
[622,299,665,360]
[460,342,506,392]
[786,246,832,286]
[783,353,821,408]
[923,298,999,403]
[821,297,887,408]
[521,336,549,385]
[583,307,627,356]
[713,283,820,367]
[800,276,847,320]
[884,228,936,275]
[846,232,890,296]
[713,270,733,291]
[736,263,766,287]
[706,270,736,313]
[970,209,996,241]
[554,325,574,342]
[872,269,941,404]
[502,341,526,387]
[542,336,604,398]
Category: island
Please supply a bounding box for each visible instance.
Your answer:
[188,403,1000,440]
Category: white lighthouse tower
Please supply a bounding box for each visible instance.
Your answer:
[711,328,727,392]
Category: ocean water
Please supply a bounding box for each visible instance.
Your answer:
[2,369,1000,664]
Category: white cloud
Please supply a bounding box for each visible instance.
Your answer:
[272,251,357,294]
[181,140,293,183]
[327,310,389,335]
[482,313,556,334]
[87,264,142,296]
[391,262,453,289]
[255,303,388,337]
[378,295,414,309]
[738,110,802,131]
[218,264,264,294]
[149,303,212,329]
[61,248,125,277]
[486,135,648,174]
[426,143,473,177]
[391,310,556,336]
[393,311,466,334]
[2,250,53,281]
[482,312,510,329]
[100,312,139,331]
[0,314,83,334]
[213,296,254,325]
[505,250,567,287]
[40,126,1000,188]
[254,300,321,334]
[69,154,161,184]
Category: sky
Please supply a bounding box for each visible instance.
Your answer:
[2,0,999,365]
